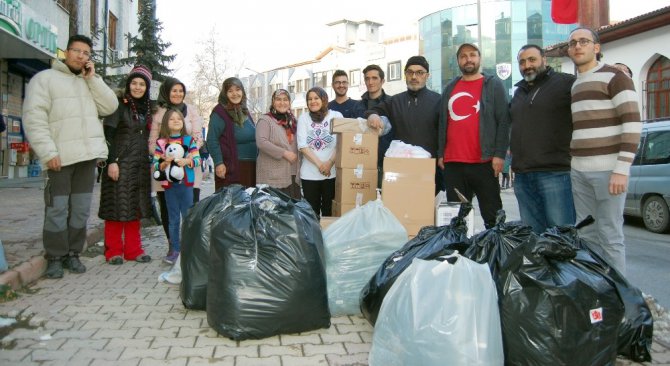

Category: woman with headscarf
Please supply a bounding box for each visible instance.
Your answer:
[255,89,301,199]
[148,77,203,264]
[98,65,154,264]
[207,77,258,191]
[297,87,343,217]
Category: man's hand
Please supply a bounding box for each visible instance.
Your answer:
[215,163,227,179]
[83,61,95,80]
[367,114,383,131]
[47,156,62,171]
[609,173,628,195]
[437,159,444,170]
[107,163,119,181]
[492,157,504,177]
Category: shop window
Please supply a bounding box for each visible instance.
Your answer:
[646,56,670,120]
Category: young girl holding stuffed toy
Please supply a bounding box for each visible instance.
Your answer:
[153,109,200,264]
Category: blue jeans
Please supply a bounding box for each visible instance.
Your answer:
[513,171,576,233]
[164,182,193,252]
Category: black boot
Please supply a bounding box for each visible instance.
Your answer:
[45,259,64,279]
[63,255,86,274]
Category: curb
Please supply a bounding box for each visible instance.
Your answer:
[0,223,104,291]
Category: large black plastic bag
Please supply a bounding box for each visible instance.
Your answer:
[359,203,471,325]
[206,187,331,340]
[464,210,532,282]
[180,184,248,310]
[546,217,654,362]
[499,234,625,366]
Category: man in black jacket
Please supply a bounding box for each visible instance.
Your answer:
[366,56,442,190]
[509,44,576,233]
[437,43,510,228]
[360,64,393,187]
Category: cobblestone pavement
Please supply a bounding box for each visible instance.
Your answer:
[0,179,668,365]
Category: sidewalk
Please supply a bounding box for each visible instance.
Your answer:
[0,178,668,365]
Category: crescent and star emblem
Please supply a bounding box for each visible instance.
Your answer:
[448,92,480,121]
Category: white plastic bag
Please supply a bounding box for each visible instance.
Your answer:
[384,140,432,158]
[158,254,182,284]
[323,199,407,315]
[369,255,503,366]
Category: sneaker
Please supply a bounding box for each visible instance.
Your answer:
[63,255,86,274]
[163,251,179,265]
[108,256,123,265]
[45,259,64,279]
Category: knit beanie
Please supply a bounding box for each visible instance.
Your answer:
[127,64,152,85]
[405,56,429,72]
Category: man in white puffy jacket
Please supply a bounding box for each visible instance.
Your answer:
[23,35,118,279]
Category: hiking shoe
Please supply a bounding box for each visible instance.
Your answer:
[135,254,151,263]
[63,255,86,274]
[108,256,123,265]
[163,251,179,265]
[45,259,64,279]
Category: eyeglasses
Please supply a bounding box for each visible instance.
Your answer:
[405,70,427,77]
[333,81,349,86]
[568,39,594,48]
[68,48,91,58]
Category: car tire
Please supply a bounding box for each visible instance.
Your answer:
[642,196,670,233]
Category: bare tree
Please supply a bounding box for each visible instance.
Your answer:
[187,28,243,125]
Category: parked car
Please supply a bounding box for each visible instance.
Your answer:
[624,119,670,233]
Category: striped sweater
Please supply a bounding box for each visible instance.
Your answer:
[570,62,641,175]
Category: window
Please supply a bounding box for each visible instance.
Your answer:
[314,71,328,88]
[388,61,401,81]
[646,56,670,120]
[296,79,304,93]
[108,11,118,50]
[641,131,670,165]
[288,82,296,94]
[349,69,360,87]
[90,0,98,34]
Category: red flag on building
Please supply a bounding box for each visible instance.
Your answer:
[551,0,578,24]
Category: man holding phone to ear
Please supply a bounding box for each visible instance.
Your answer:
[23,34,118,279]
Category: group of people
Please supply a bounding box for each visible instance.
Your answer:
[23,26,640,280]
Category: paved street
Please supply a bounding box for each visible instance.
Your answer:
[0,180,669,365]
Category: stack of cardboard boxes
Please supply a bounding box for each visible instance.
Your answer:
[331,118,379,216]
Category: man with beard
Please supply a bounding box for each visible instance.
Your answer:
[328,70,365,118]
[437,43,510,229]
[366,56,442,191]
[509,44,576,233]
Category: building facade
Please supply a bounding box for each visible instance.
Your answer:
[0,0,142,179]
[418,0,575,95]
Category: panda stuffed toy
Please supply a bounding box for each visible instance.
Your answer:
[153,143,187,183]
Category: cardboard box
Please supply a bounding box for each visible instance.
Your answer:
[435,201,475,237]
[332,200,356,217]
[332,118,380,134]
[381,157,436,236]
[335,132,378,169]
[335,167,377,205]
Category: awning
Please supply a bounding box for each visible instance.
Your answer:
[0,28,54,60]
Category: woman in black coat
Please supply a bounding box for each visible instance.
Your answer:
[98,65,154,264]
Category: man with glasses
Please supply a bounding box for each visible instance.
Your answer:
[437,43,510,229]
[23,34,118,279]
[509,44,576,233]
[366,56,442,190]
[566,27,641,274]
[328,70,365,118]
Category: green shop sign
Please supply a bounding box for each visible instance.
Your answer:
[0,0,58,55]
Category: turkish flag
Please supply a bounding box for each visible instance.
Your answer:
[551,0,578,24]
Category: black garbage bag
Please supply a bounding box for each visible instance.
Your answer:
[206,187,331,340]
[499,233,625,366]
[545,217,654,362]
[180,184,248,310]
[359,203,472,326]
[464,210,533,282]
